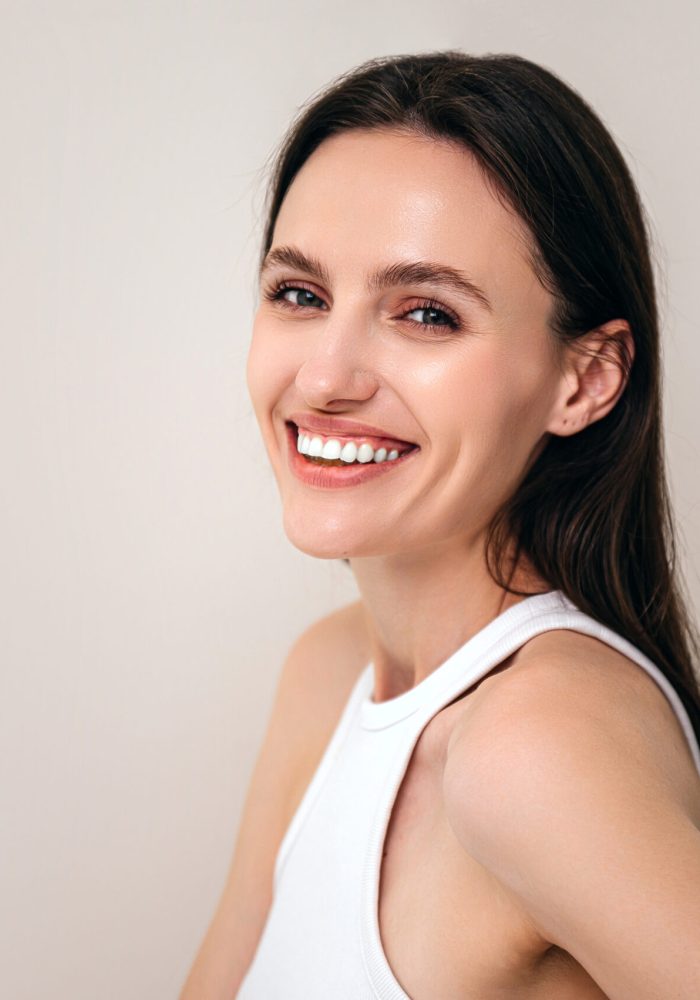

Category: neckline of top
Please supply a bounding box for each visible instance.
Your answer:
[359,589,578,730]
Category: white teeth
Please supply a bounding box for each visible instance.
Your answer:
[340,441,357,463]
[321,438,342,460]
[308,435,324,457]
[295,428,408,464]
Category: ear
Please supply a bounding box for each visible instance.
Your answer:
[546,320,635,436]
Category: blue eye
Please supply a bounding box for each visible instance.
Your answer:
[263,282,327,311]
[281,287,325,309]
[403,302,460,331]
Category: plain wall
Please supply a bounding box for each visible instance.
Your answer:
[1,1,699,997]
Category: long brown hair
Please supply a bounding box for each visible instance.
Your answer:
[255,51,700,741]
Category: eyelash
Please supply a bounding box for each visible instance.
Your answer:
[261,280,462,333]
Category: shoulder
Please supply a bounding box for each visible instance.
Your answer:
[272,599,371,746]
[280,598,370,694]
[441,628,700,994]
[246,598,370,830]
[445,627,700,823]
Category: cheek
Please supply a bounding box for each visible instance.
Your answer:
[246,321,288,417]
[245,331,264,406]
[429,343,553,458]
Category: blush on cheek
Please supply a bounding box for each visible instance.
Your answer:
[246,333,290,417]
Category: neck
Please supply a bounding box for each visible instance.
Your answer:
[349,534,547,703]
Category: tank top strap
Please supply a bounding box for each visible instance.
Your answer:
[359,589,700,774]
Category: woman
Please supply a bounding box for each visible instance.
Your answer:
[180,51,700,999]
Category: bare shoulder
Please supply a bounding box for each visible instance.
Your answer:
[178,600,370,1000]
[245,598,372,809]
[441,629,700,995]
[279,598,372,741]
[444,627,700,833]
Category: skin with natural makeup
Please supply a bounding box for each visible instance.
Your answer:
[246,127,633,704]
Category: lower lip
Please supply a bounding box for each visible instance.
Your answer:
[285,423,420,489]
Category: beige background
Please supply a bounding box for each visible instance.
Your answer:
[1,1,699,997]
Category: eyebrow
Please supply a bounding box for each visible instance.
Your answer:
[259,244,493,313]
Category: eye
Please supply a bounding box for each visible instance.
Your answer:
[262,280,327,311]
[401,299,461,332]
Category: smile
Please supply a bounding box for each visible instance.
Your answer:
[285,422,420,489]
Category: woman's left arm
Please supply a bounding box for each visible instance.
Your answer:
[443,658,700,1000]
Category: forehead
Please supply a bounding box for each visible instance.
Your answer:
[269,128,543,314]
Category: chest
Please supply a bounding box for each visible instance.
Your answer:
[377,700,610,999]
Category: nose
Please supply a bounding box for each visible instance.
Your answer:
[294,312,380,409]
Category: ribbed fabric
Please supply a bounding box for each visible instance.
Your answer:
[237,589,700,999]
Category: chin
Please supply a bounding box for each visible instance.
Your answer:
[287,539,351,560]
[284,534,356,561]
[281,511,371,561]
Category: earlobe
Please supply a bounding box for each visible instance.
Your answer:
[550,411,589,436]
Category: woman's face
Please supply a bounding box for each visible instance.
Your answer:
[247,128,566,561]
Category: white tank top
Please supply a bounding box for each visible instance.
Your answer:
[236,589,700,999]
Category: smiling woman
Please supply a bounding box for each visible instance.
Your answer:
[179,51,700,1000]
[248,128,569,569]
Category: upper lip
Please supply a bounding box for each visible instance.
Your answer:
[287,411,417,446]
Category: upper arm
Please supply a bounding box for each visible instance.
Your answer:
[442,655,700,1000]
[178,600,369,1000]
